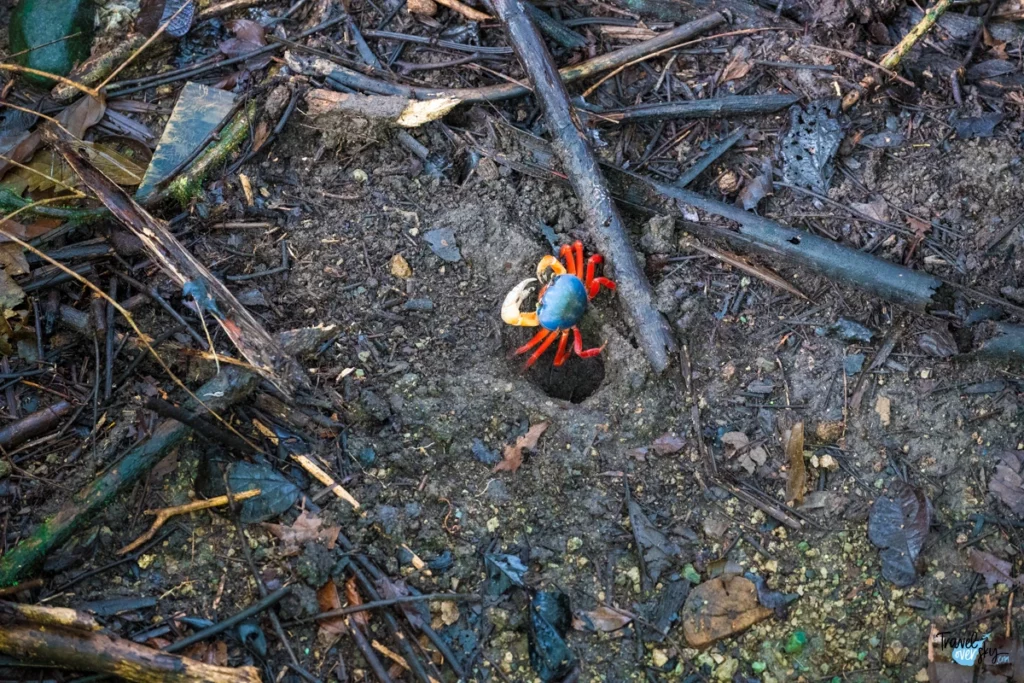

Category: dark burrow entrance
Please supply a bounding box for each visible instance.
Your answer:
[505,325,606,403]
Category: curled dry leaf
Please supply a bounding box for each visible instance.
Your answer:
[990,452,1024,517]
[262,509,341,556]
[494,421,548,473]
[967,548,1024,589]
[785,422,806,507]
[574,605,633,632]
[868,484,931,587]
[345,576,369,627]
[721,431,767,474]
[316,580,348,643]
[720,47,752,83]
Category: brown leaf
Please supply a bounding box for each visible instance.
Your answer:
[316,580,348,642]
[785,422,806,506]
[376,575,424,628]
[849,199,889,223]
[57,95,107,139]
[990,452,1024,517]
[0,130,42,177]
[229,19,266,44]
[968,548,1024,589]
[252,120,271,153]
[494,421,548,473]
[0,244,30,277]
[681,575,772,647]
[0,268,25,310]
[0,217,57,244]
[721,48,752,83]
[574,605,633,632]
[345,576,369,627]
[651,433,685,456]
[262,509,341,556]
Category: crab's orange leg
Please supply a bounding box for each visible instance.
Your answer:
[584,254,603,293]
[516,328,552,355]
[574,241,584,278]
[553,330,572,366]
[537,255,567,280]
[573,326,605,359]
[559,245,577,276]
[525,329,560,368]
[587,277,616,300]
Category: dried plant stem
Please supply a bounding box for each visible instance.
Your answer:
[117,490,261,555]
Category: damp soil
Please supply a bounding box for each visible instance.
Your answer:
[16,13,1024,683]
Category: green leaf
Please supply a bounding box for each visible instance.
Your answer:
[227,461,299,524]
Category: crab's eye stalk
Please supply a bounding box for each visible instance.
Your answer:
[501,278,538,326]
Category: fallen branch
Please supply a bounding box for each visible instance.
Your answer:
[626,174,1024,367]
[491,0,677,372]
[841,0,952,110]
[629,172,949,312]
[0,400,72,449]
[594,93,798,124]
[50,130,302,396]
[0,325,335,587]
[285,11,728,105]
[117,490,262,555]
[0,601,260,683]
[303,89,459,128]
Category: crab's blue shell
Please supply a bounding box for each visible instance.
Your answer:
[537,274,588,330]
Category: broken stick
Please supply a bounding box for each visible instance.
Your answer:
[841,0,951,110]
[49,132,303,397]
[117,490,261,555]
[491,0,677,372]
[0,603,260,683]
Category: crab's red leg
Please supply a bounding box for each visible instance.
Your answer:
[516,328,552,356]
[524,329,560,368]
[573,326,606,358]
[559,245,577,276]
[584,254,604,294]
[574,241,584,278]
[553,330,572,366]
[587,276,616,300]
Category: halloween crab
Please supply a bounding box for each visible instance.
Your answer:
[501,241,616,369]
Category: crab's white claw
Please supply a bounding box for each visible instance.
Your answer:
[501,278,539,326]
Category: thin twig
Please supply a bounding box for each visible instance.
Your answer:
[117,490,261,555]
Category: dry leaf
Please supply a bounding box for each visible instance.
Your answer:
[494,421,548,473]
[262,509,341,555]
[721,431,766,473]
[346,576,369,627]
[849,199,889,223]
[316,580,348,642]
[785,422,806,506]
[681,575,772,647]
[967,548,1024,589]
[721,48,752,83]
[574,605,633,632]
[0,244,30,276]
[57,94,107,139]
